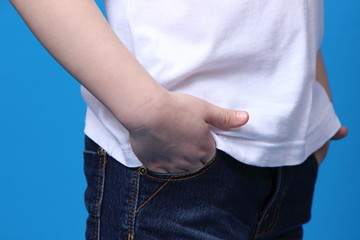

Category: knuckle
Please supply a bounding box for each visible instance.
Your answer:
[197,150,211,160]
[221,110,233,126]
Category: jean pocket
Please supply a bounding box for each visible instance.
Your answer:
[138,149,220,181]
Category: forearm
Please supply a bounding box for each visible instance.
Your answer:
[10,0,165,130]
[316,50,332,101]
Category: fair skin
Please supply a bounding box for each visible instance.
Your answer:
[315,52,348,165]
[10,0,249,173]
[10,0,346,172]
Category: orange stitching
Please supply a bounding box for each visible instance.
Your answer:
[259,169,294,237]
[259,170,275,214]
[94,149,103,240]
[255,186,289,239]
[254,168,282,239]
[144,154,219,182]
[127,170,139,239]
[136,177,173,214]
[128,233,134,240]
[134,155,219,215]
[127,173,135,237]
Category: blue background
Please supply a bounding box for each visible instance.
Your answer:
[0,1,359,239]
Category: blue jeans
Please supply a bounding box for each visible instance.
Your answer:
[84,135,318,240]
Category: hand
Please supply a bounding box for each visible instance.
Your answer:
[129,92,249,173]
[314,126,348,166]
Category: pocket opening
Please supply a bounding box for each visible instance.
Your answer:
[141,150,220,181]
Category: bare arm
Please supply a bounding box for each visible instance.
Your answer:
[316,51,332,101]
[10,0,165,130]
[10,0,248,172]
[314,50,347,164]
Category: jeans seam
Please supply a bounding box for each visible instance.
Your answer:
[258,170,275,214]
[254,168,283,239]
[255,185,289,239]
[127,170,140,240]
[94,147,107,240]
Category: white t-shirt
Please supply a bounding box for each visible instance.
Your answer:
[81,0,341,167]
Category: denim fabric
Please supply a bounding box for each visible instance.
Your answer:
[84,135,318,240]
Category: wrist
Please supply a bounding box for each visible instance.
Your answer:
[119,88,171,132]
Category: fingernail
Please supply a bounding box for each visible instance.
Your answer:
[236,111,248,121]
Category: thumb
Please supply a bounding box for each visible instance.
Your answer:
[204,103,249,130]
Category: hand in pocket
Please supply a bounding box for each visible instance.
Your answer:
[314,126,348,166]
[129,92,249,174]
